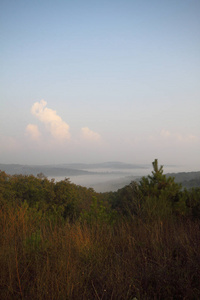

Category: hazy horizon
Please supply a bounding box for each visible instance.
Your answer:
[2,160,199,192]
[1,1,200,168]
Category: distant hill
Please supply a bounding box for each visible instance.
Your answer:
[0,164,93,177]
[91,171,200,192]
[166,172,200,189]
[50,162,149,170]
[0,162,149,177]
[1,163,199,191]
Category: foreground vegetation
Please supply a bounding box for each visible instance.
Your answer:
[0,160,200,299]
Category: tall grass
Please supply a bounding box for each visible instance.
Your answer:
[0,202,200,299]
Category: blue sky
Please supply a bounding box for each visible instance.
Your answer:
[0,0,200,169]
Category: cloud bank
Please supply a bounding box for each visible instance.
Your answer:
[26,100,102,146]
[31,99,70,141]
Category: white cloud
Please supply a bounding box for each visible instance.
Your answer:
[31,99,70,141]
[81,127,101,142]
[26,124,41,141]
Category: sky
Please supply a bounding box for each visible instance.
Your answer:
[0,0,200,169]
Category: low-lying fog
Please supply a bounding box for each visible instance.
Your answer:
[1,162,193,193]
[48,165,186,193]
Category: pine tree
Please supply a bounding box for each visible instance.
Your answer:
[139,159,181,202]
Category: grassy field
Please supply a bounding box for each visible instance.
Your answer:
[1,203,200,299]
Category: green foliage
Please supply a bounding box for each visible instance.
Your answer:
[0,171,15,206]
[138,159,186,217]
[184,187,200,218]
[111,181,142,218]
[0,171,97,222]
[111,159,190,220]
[139,159,181,201]
[80,196,117,225]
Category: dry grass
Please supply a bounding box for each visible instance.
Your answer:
[0,203,200,299]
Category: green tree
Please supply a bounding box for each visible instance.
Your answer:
[111,182,142,217]
[139,159,181,201]
[139,159,188,217]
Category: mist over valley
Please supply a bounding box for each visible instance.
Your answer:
[1,162,199,192]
